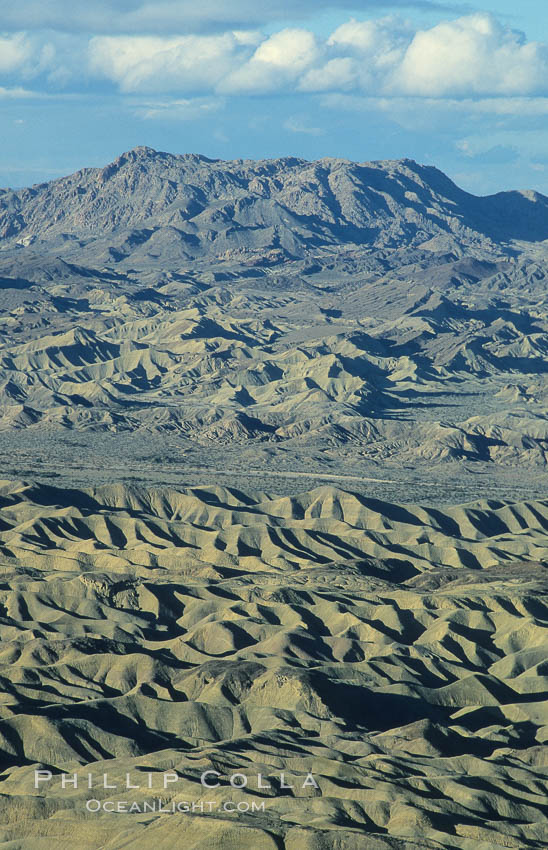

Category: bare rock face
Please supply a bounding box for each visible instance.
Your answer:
[0,146,547,255]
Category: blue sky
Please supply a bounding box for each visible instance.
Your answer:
[1,0,548,195]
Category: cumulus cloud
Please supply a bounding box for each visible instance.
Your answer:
[328,15,411,58]
[303,14,548,99]
[391,13,548,96]
[0,31,92,89]
[87,13,547,102]
[300,16,411,93]
[0,32,62,80]
[1,11,547,109]
[0,33,33,73]
[299,57,359,92]
[89,32,256,93]
[219,29,320,94]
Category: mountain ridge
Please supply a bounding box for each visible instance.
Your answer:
[1,146,548,257]
[0,146,548,495]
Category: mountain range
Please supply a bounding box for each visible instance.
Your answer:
[2,145,548,258]
[0,147,548,494]
[0,148,548,497]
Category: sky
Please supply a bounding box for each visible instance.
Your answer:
[1,0,548,194]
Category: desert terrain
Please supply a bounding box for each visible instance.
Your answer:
[0,148,547,848]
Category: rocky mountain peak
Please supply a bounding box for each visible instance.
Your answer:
[0,149,547,257]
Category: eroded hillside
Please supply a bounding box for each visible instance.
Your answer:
[1,149,548,497]
[0,480,547,849]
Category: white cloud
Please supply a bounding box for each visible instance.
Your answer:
[0,85,41,98]
[318,14,548,99]
[1,11,548,106]
[219,28,320,94]
[299,57,359,92]
[0,33,33,72]
[89,32,254,93]
[391,13,548,96]
[0,32,63,81]
[78,14,544,112]
[253,28,319,70]
[328,15,411,60]
[455,129,548,164]
[463,97,548,116]
[300,17,411,93]
[0,32,90,90]
[284,116,324,135]
[322,93,548,117]
[134,96,225,120]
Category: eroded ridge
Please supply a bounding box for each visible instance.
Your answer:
[0,480,546,848]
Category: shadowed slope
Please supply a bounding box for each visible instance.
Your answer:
[1,148,548,253]
[0,480,547,848]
